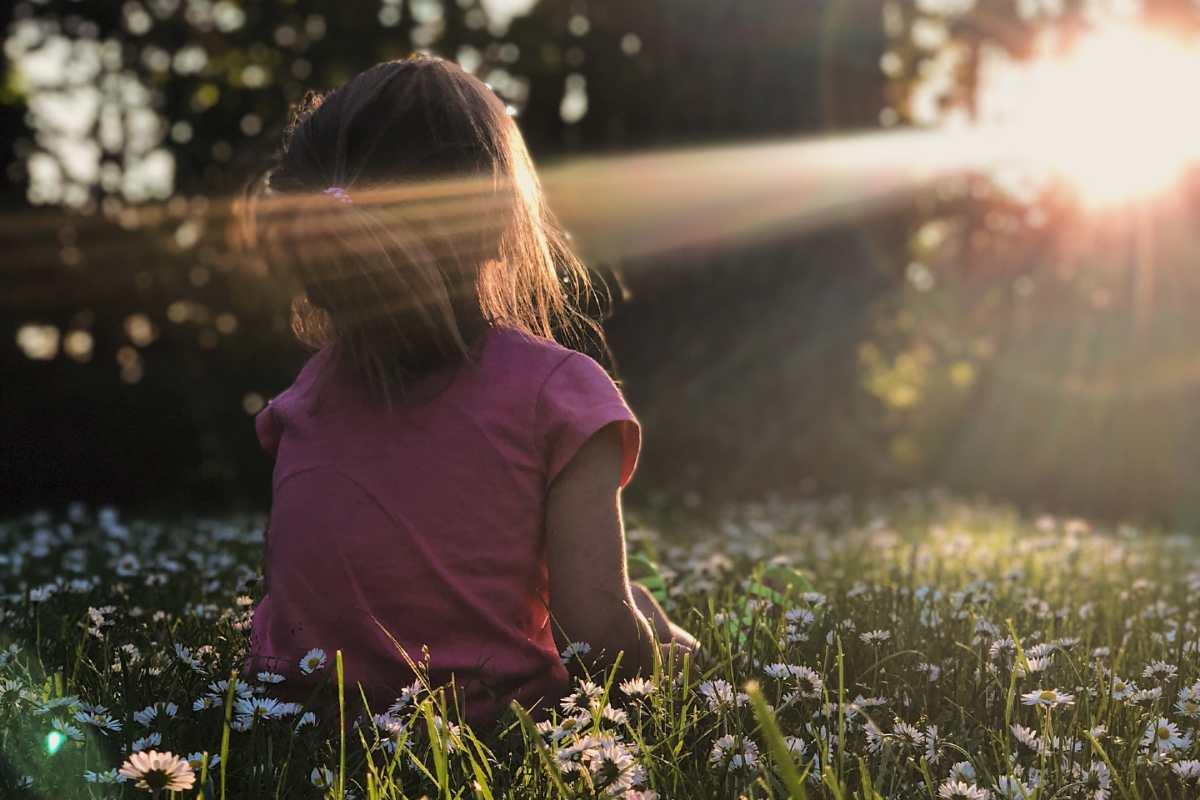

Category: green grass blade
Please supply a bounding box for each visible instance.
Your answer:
[746,680,807,800]
[219,669,236,800]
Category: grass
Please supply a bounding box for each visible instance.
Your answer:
[1,491,1199,798]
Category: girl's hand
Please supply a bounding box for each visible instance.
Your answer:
[630,581,703,681]
[630,582,699,651]
[629,582,672,641]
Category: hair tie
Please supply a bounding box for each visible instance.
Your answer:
[323,186,352,204]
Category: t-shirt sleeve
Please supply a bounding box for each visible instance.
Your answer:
[537,352,642,491]
[254,400,282,458]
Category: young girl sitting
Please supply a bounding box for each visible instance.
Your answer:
[239,54,697,729]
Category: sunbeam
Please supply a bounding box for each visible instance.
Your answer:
[2,126,997,313]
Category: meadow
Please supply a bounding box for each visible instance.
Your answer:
[2,492,1199,799]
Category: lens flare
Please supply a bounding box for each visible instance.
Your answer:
[976,25,1200,207]
[45,730,65,754]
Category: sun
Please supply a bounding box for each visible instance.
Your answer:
[976,25,1200,207]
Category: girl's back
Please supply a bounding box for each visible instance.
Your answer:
[243,323,640,725]
[239,53,695,729]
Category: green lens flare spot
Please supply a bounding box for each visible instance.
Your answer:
[45,730,66,754]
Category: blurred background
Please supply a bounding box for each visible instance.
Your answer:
[6,0,1200,523]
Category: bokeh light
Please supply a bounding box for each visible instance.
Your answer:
[16,324,60,360]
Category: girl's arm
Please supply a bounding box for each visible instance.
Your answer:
[546,423,695,679]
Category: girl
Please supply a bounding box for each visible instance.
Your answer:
[239,55,697,729]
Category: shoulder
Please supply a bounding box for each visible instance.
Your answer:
[260,344,332,421]
[485,325,627,415]
[489,324,591,381]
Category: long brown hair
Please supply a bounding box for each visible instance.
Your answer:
[241,54,609,410]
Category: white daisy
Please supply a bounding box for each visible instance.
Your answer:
[864,720,885,754]
[925,724,943,765]
[193,694,220,712]
[938,779,991,799]
[560,641,592,664]
[619,676,655,697]
[988,638,1016,662]
[709,734,758,770]
[893,720,925,749]
[860,629,891,646]
[1015,655,1053,677]
[948,761,977,783]
[51,717,85,742]
[918,661,942,682]
[764,663,793,679]
[601,704,629,725]
[1010,724,1042,753]
[1074,761,1110,800]
[1142,660,1178,682]
[1142,718,1189,753]
[173,643,206,673]
[82,768,126,784]
[131,732,162,752]
[1172,759,1200,782]
[1130,686,1163,704]
[1175,686,1200,718]
[791,666,824,698]
[134,701,178,727]
[298,648,327,675]
[993,775,1033,799]
[697,679,748,711]
[783,736,806,755]
[1020,688,1074,708]
[1025,643,1055,659]
[582,735,640,789]
[184,752,219,772]
[386,680,424,714]
[1110,677,1135,700]
[234,696,285,722]
[554,741,587,775]
[785,607,816,625]
[118,750,196,792]
[535,719,574,744]
[206,678,253,699]
[310,766,335,788]
[74,707,123,734]
[560,680,604,713]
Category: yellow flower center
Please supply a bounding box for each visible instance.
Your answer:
[1039,690,1057,702]
[1157,726,1170,740]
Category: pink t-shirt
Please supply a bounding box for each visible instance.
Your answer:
[242,323,641,727]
